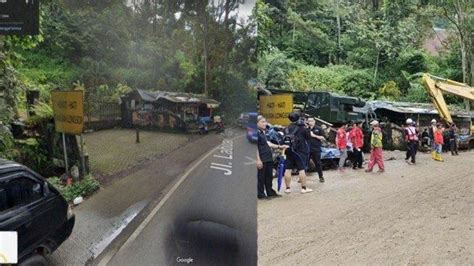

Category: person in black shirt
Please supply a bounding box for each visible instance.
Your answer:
[283,112,313,194]
[256,115,288,200]
[307,117,325,182]
[448,123,459,155]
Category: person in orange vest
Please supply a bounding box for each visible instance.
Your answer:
[365,120,384,173]
[433,123,444,162]
[349,121,364,169]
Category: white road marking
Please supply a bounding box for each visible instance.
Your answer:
[97,134,245,266]
[244,156,256,165]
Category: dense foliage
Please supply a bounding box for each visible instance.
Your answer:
[1,0,256,122]
[257,0,473,104]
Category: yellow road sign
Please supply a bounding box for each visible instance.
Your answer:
[259,94,293,126]
[51,90,84,135]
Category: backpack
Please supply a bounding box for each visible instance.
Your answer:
[283,124,300,147]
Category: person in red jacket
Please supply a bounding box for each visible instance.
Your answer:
[336,122,348,171]
[433,123,444,162]
[349,121,364,169]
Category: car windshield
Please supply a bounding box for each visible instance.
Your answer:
[249,115,257,124]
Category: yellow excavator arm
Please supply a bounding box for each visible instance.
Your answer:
[421,73,474,123]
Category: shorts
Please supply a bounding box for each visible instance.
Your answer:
[285,151,307,171]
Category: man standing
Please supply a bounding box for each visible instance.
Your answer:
[365,120,384,173]
[307,117,326,183]
[283,112,313,194]
[404,118,419,165]
[449,124,459,156]
[336,122,348,172]
[429,119,437,159]
[256,115,287,200]
[349,121,364,169]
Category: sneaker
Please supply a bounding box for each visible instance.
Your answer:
[269,194,282,198]
[301,188,313,194]
[284,188,291,194]
[377,169,385,173]
[365,169,372,173]
[319,177,325,183]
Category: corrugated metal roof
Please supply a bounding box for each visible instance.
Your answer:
[355,100,474,117]
[133,89,220,107]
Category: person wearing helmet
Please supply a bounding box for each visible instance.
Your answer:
[365,120,384,173]
[404,118,419,165]
[433,123,445,161]
[283,112,313,194]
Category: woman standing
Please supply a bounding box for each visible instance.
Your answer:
[433,123,445,162]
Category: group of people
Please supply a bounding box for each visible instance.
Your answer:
[256,112,386,200]
[256,112,461,200]
[407,118,459,164]
[335,120,383,173]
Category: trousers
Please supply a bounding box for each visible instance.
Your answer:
[368,147,384,170]
[257,161,277,198]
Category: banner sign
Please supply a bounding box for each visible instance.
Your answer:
[259,94,293,126]
[0,0,40,35]
[51,90,84,135]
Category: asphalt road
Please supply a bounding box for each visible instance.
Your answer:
[97,130,257,266]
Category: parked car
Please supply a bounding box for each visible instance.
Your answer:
[238,112,252,128]
[246,112,258,143]
[0,159,75,265]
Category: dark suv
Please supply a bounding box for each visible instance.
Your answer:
[0,159,75,265]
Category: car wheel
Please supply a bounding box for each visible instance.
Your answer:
[19,254,48,266]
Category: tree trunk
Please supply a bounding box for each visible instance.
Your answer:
[374,50,380,85]
[453,0,472,86]
[335,0,341,63]
[202,6,209,96]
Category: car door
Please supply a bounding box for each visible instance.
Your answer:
[0,172,52,259]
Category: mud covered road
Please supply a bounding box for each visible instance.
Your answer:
[258,150,473,265]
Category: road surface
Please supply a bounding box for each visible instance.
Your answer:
[258,150,473,265]
[48,133,222,265]
[96,130,257,266]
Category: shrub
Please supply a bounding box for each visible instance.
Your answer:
[339,69,377,99]
[379,81,401,100]
[48,175,100,202]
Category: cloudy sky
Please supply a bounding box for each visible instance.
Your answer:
[237,0,256,19]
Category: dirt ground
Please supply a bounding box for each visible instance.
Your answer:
[258,150,473,265]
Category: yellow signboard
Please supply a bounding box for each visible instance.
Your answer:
[51,90,84,135]
[259,94,293,126]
